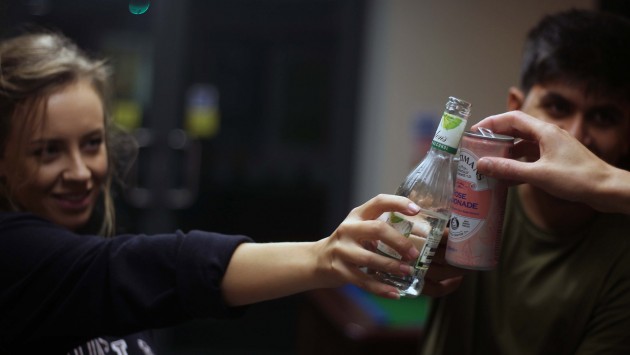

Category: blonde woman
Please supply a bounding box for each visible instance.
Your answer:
[0,31,462,354]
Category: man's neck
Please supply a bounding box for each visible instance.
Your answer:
[517,184,596,233]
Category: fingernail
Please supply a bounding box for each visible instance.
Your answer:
[408,202,420,213]
[408,247,419,259]
[386,292,400,300]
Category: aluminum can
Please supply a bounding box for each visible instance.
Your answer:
[446,130,513,270]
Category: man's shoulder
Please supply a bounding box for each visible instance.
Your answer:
[594,212,630,238]
[578,213,630,273]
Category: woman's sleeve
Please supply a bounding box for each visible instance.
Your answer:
[0,213,252,347]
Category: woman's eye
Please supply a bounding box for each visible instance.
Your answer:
[84,137,103,152]
[32,144,60,160]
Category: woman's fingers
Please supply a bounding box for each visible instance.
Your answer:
[350,194,420,221]
[338,260,402,299]
[333,240,414,276]
[337,219,419,260]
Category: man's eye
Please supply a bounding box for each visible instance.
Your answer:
[589,110,623,128]
[541,100,572,118]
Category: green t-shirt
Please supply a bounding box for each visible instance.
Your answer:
[420,189,630,355]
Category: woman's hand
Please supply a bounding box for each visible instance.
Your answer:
[312,194,422,299]
[312,194,466,299]
[222,194,465,306]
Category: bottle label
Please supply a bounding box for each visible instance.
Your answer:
[376,212,413,259]
[432,112,466,154]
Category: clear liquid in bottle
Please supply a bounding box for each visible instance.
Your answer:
[372,96,471,297]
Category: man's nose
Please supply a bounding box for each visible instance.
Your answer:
[562,116,591,145]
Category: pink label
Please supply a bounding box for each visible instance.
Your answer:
[452,180,491,219]
[448,148,494,242]
[447,145,508,270]
[446,135,512,270]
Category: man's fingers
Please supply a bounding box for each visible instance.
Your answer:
[426,261,470,282]
[422,276,464,298]
[477,156,535,183]
[512,139,540,161]
[472,111,549,141]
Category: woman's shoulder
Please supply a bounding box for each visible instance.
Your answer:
[0,212,105,261]
[0,211,62,233]
[1,210,48,222]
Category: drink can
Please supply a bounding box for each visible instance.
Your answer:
[446,129,513,270]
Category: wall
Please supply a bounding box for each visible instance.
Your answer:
[352,0,593,204]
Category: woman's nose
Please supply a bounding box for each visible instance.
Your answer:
[62,154,91,182]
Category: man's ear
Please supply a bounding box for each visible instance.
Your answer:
[507,87,525,111]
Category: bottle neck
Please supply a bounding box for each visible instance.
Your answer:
[431,111,467,155]
[430,139,459,155]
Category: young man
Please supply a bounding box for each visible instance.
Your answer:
[420,9,630,354]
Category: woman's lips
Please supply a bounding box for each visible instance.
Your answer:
[53,191,93,211]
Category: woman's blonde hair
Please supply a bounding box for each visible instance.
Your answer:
[0,30,130,236]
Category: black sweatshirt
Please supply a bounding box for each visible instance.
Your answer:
[0,212,252,354]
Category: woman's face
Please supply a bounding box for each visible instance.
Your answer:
[0,80,108,231]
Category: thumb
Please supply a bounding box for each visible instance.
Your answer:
[477,157,531,184]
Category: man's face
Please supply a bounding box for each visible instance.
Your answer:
[509,83,630,167]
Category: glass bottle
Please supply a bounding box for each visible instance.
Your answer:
[374,96,471,297]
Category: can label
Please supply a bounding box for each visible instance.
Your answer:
[446,132,512,270]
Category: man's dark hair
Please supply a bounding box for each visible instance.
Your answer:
[520,9,630,103]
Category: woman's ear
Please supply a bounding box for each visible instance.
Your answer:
[507,87,525,111]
